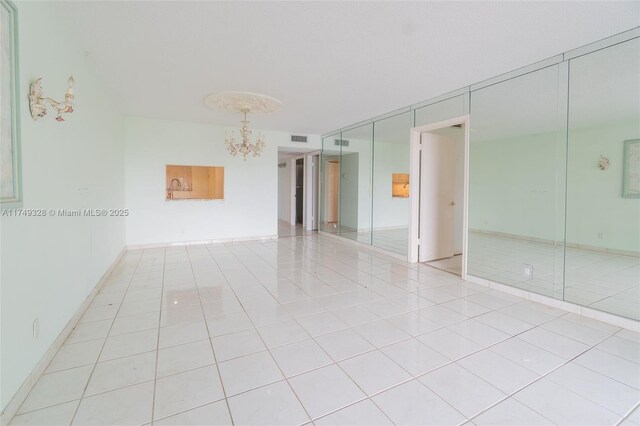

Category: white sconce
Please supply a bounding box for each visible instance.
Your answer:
[29,76,75,122]
[598,155,610,170]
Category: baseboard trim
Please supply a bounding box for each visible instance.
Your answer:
[318,231,408,261]
[465,274,640,332]
[0,247,127,425]
[469,228,639,257]
[127,235,278,250]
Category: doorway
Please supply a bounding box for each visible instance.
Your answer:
[408,116,469,278]
[295,158,304,225]
[277,149,321,237]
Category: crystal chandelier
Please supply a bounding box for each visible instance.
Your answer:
[204,91,283,161]
[225,108,265,160]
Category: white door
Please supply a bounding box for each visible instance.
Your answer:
[419,131,456,262]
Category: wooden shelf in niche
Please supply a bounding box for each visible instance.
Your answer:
[166,165,224,200]
[392,173,409,198]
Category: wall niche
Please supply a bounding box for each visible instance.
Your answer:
[166,165,224,200]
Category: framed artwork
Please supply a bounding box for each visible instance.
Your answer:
[622,139,640,198]
[1,0,21,205]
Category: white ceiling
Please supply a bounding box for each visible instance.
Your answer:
[56,1,639,136]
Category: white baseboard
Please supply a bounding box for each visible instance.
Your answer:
[469,228,639,257]
[127,234,278,250]
[0,248,127,426]
[465,274,640,332]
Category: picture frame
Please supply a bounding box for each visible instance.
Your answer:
[1,0,22,206]
[622,139,640,199]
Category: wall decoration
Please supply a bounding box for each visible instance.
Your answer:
[598,155,610,171]
[1,0,22,205]
[622,139,639,198]
[28,76,75,122]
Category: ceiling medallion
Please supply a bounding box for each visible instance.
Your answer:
[204,92,283,160]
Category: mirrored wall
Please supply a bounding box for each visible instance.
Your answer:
[320,31,639,320]
[320,117,412,256]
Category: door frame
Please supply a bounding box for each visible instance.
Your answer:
[305,151,321,230]
[408,115,470,279]
[289,155,305,226]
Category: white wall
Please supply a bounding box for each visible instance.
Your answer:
[0,2,126,410]
[277,159,291,222]
[125,117,321,245]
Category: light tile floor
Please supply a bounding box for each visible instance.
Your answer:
[278,221,314,238]
[321,225,409,257]
[11,235,640,425]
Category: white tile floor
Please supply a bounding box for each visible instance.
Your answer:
[11,235,640,425]
[278,221,314,238]
[321,225,409,257]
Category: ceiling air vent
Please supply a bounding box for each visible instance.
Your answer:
[291,135,308,143]
[334,139,349,147]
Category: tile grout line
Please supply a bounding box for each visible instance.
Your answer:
[149,246,168,424]
[203,242,316,425]
[190,244,239,425]
[67,251,145,425]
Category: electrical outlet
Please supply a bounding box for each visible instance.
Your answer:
[523,264,533,280]
[33,318,39,340]
[597,232,604,240]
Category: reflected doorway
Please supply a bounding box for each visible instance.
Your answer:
[409,116,469,277]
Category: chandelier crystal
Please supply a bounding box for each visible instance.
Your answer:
[225,108,265,160]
